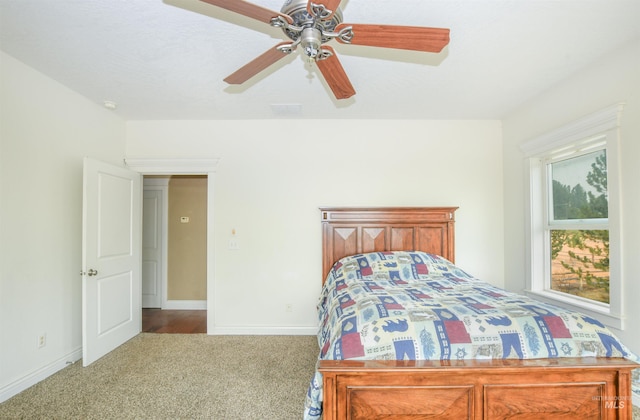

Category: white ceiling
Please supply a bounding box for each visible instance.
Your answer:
[1,0,639,120]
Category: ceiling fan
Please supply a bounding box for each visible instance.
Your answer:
[199,0,450,99]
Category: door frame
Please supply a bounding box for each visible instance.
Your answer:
[126,158,219,334]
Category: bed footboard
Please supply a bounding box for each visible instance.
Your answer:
[319,357,636,419]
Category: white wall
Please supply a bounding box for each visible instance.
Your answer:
[0,52,126,400]
[126,119,504,332]
[502,39,640,354]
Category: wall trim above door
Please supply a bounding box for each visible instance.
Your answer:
[125,158,220,174]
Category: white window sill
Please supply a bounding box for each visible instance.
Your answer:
[524,289,624,331]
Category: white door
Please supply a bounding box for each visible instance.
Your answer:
[142,188,163,308]
[82,157,142,366]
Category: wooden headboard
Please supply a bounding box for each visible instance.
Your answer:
[320,207,458,283]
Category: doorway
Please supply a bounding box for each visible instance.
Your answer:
[125,157,219,335]
[142,175,208,333]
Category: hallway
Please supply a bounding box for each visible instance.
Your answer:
[142,309,206,333]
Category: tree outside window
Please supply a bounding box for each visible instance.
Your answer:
[549,150,609,303]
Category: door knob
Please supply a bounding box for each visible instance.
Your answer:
[81,269,99,276]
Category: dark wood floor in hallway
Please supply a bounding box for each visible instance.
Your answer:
[142,309,207,333]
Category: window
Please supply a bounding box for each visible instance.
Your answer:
[546,146,609,304]
[521,104,624,329]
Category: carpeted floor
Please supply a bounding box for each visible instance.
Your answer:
[2,333,639,419]
[0,334,319,419]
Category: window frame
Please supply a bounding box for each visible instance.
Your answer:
[521,104,625,330]
[544,144,610,304]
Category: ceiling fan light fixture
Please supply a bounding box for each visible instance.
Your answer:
[300,27,322,59]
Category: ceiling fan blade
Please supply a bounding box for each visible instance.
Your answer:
[200,0,292,25]
[315,46,355,100]
[224,42,292,84]
[335,23,450,53]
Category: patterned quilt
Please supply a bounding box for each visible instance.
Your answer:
[303,251,640,419]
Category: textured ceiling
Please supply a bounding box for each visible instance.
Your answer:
[1,0,639,120]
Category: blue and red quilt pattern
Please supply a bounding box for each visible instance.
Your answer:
[303,251,640,419]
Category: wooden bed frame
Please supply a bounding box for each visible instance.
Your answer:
[318,207,636,419]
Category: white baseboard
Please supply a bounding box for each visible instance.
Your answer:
[162,300,206,310]
[209,326,317,336]
[0,347,82,403]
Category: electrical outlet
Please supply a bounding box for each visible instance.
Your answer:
[37,333,46,349]
[285,304,293,313]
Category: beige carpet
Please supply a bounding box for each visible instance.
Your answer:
[0,334,319,419]
[2,334,639,419]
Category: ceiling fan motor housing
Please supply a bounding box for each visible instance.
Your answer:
[280,0,343,43]
[300,27,322,58]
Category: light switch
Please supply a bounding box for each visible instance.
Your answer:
[180,216,190,223]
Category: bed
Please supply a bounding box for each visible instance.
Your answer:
[304,207,639,420]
